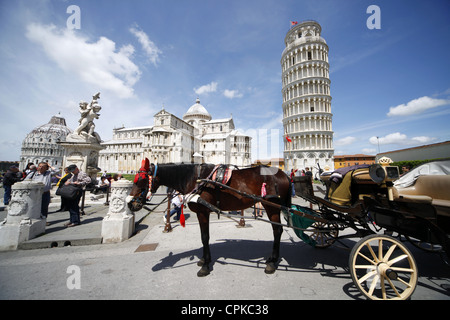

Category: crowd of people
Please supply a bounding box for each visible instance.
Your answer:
[1,164,318,229]
[290,167,313,197]
[0,163,119,228]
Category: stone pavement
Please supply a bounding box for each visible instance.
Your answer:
[0,188,165,250]
[0,185,449,301]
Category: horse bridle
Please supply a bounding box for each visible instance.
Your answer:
[128,164,155,209]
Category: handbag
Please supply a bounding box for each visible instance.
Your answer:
[56,184,82,199]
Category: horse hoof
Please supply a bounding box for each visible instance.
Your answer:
[197,265,210,277]
[197,258,205,267]
[265,262,277,274]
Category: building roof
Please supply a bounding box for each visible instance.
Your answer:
[204,117,233,124]
[377,141,450,155]
[27,114,72,139]
[334,154,375,159]
[115,126,152,132]
[101,138,143,145]
[183,98,212,121]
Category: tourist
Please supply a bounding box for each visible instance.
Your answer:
[305,167,313,209]
[2,166,22,205]
[255,202,264,217]
[63,164,91,227]
[22,163,36,179]
[305,167,313,178]
[290,168,298,197]
[25,162,57,220]
[55,167,72,212]
[164,188,184,223]
[112,173,123,181]
[92,176,110,194]
[170,191,184,221]
[255,182,266,218]
[401,165,410,176]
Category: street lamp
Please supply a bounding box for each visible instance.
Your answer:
[376,136,380,154]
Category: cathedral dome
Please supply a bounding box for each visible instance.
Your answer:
[183,98,212,123]
[20,114,72,170]
[29,114,72,138]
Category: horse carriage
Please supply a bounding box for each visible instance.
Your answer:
[127,158,450,300]
[292,160,450,300]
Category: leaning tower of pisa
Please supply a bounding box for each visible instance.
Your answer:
[281,20,334,173]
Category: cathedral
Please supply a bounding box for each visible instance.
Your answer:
[19,114,72,170]
[98,98,252,173]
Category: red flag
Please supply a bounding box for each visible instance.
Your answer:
[286,135,292,142]
[180,205,185,228]
[291,21,298,26]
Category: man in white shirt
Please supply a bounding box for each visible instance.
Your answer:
[169,190,184,221]
[25,162,57,220]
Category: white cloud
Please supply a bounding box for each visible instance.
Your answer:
[361,148,376,154]
[129,26,162,65]
[334,136,356,146]
[26,23,141,99]
[387,96,450,117]
[223,89,243,99]
[369,132,407,145]
[369,132,435,146]
[411,136,435,144]
[194,81,218,95]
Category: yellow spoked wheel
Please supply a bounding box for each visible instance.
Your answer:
[349,234,418,300]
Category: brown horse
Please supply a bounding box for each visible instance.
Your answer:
[128,161,291,277]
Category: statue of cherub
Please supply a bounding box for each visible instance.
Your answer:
[73,92,102,142]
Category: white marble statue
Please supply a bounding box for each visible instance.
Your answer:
[72,92,102,143]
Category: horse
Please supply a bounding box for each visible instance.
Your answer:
[127,159,291,277]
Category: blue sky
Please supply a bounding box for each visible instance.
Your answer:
[1,0,449,162]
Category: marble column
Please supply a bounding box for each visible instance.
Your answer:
[0,181,45,250]
[101,179,134,243]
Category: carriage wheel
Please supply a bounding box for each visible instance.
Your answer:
[349,234,418,300]
[303,222,338,248]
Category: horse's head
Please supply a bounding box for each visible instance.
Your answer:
[127,158,151,212]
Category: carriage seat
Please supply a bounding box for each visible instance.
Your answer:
[293,175,363,215]
[394,175,450,216]
[326,167,374,206]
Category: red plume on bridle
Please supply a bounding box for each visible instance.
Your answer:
[134,158,150,183]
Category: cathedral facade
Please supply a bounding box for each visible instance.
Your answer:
[98,99,252,173]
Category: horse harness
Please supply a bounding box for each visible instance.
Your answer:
[140,162,323,231]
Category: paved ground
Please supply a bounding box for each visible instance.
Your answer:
[0,186,449,303]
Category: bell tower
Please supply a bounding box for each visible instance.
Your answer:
[281,20,334,172]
